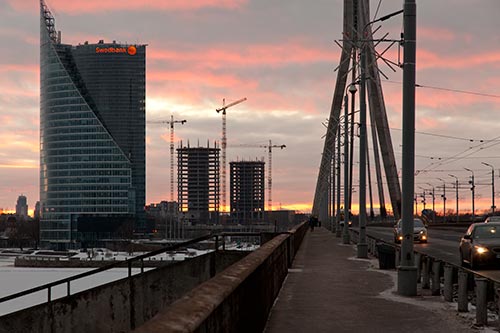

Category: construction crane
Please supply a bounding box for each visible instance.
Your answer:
[147,115,187,201]
[216,97,247,212]
[232,140,286,211]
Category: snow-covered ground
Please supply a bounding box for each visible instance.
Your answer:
[0,244,256,316]
[0,247,210,316]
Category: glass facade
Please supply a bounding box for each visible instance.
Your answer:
[40,1,145,247]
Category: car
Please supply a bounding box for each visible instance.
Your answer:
[484,216,500,223]
[459,222,500,269]
[393,218,428,244]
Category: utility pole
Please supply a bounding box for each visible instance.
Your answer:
[438,178,447,222]
[216,97,247,213]
[357,38,368,258]
[482,162,495,214]
[449,174,459,223]
[426,183,436,224]
[464,168,475,221]
[398,0,417,296]
[336,121,342,237]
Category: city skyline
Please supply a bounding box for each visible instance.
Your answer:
[1,0,500,215]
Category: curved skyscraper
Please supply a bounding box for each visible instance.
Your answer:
[40,1,146,248]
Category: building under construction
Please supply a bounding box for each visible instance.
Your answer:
[177,142,220,224]
[230,160,265,223]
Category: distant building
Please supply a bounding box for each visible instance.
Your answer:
[39,1,146,248]
[34,201,41,220]
[15,195,28,219]
[230,160,265,223]
[145,201,180,238]
[177,142,220,224]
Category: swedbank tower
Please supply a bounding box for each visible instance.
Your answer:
[40,0,146,248]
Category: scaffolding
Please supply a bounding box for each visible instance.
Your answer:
[177,142,220,224]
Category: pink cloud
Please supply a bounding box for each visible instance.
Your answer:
[11,0,248,14]
[148,70,258,90]
[148,40,333,68]
[418,27,457,42]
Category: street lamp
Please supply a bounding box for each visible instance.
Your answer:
[449,174,459,223]
[464,168,475,222]
[482,162,495,214]
[437,178,447,222]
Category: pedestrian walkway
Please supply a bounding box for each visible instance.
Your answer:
[264,227,475,333]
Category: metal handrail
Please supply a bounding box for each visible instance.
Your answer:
[0,232,262,304]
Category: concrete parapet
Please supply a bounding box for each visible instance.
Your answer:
[0,251,247,333]
[134,223,307,333]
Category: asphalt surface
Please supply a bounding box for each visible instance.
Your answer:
[367,226,500,281]
[264,227,476,333]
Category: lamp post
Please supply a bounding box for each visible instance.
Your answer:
[464,168,475,222]
[482,162,495,214]
[449,174,459,223]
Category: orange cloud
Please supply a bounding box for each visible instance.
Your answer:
[10,0,248,13]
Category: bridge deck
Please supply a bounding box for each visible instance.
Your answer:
[264,227,472,333]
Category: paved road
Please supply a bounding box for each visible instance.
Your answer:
[367,226,500,281]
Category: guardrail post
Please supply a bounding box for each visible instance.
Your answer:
[443,264,454,302]
[431,260,441,296]
[475,278,488,326]
[415,253,421,283]
[457,269,469,312]
[421,256,430,289]
[223,236,226,251]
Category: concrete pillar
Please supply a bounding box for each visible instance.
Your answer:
[431,261,441,296]
[475,278,488,326]
[443,264,454,302]
[457,269,469,312]
[421,257,430,289]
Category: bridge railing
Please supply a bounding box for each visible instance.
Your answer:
[0,232,265,306]
[349,229,500,327]
[134,221,308,333]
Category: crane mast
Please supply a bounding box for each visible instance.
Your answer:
[260,140,286,211]
[216,97,247,212]
[147,116,187,201]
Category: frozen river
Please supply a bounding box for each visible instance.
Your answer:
[0,256,146,316]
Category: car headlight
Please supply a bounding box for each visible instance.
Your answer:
[474,246,489,254]
[419,230,424,234]
[398,236,403,240]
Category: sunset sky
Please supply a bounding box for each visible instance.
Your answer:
[1,0,499,216]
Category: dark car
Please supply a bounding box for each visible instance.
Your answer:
[459,222,500,269]
[393,218,428,244]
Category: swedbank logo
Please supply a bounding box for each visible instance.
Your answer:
[127,45,137,55]
[95,45,137,55]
